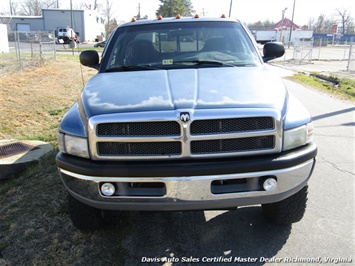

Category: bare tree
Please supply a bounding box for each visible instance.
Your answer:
[42,0,57,9]
[336,9,351,34]
[19,0,56,16]
[9,0,19,15]
[81,0,102,11]
[20,0,41,16]
[247,20,275,30]
[347,19,355,34]
[315,14,325,33]
[307,17,315,31]
[312,14,336,33]
[102,0,114,38]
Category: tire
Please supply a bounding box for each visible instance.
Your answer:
[262,185,308,225]
[67,193,112,231]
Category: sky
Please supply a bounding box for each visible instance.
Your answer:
[1,0,354,26]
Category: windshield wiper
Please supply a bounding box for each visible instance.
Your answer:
[232,63,257,67]
[172,60,257,67]
[105,65,159,72]
[173,60,227,66]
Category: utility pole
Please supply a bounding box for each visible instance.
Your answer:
[9,0,13,15]
[137,3,141,20]
[281,8,287,43]
[70,0,73,32]
[201,8,207,17]
[288,0,296,48]
[229,0,233,18]
[70,0,75,54]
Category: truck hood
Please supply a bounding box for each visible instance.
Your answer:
[81,66,287,117]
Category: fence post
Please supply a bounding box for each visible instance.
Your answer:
[39,31,44,64]
[15,31,23,70]
[53,31,57,60]
[30,36,34,59]
[317,38,322,60]
[346,37,354,72]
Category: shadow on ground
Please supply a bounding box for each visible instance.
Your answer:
[105,208,292,265]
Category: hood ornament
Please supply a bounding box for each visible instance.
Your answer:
[180,112,190,122]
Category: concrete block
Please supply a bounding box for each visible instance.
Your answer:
[0,140,53,180]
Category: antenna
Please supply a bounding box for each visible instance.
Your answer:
[80,61,85,86]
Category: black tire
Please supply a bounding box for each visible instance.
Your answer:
[67,193,111,231]
[262,185,308,225]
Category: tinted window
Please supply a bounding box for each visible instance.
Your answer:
[104,21,261,70]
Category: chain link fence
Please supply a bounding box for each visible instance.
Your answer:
[313,38,352,61]
[1,31,56,72]
[285,38,355,73]
[292,39,313,64]
[346,37,354,72]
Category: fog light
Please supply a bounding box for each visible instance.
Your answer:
[263,178,277,191]
[101,183,116,196]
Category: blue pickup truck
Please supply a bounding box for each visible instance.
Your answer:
[56,15,317,231]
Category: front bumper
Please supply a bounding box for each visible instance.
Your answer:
[56,142,317,211]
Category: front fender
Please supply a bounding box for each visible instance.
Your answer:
[59,102,87,137]
[284,95,312,130]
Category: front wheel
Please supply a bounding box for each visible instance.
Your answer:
[67,193,113,231]
[262,185,308,225]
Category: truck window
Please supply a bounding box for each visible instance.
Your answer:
[104,21,261,70]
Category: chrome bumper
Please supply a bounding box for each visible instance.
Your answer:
[59,159,315,211]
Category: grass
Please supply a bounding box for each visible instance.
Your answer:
[0,56,129,264]
[0,150,128,265]
[0,54,96,145]
[287,73,355,101]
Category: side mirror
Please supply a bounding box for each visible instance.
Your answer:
[262,42,285,62]
[80,50,100,69]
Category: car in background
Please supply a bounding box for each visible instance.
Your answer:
[94,40,106,47]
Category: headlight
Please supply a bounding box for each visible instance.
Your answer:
[283,122,313,151]
[57,133,90,158]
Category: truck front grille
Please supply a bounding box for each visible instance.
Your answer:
[97,142,181,156]
[191,136,275,154]
[191,117,274,135]
[89,110,282,160]
[97,121,180,137]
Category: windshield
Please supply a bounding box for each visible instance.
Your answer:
[104,21,261,71]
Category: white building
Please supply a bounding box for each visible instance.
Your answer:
[1,9,105,42]
[0,24,9,52]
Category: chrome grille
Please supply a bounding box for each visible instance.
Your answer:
[97,142,181,156]
[191,117,274,135]
[191,136,275,154]
[97,121,180,137]
[89,110,282,160]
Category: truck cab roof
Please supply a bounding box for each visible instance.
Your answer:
[120,16,241,27]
